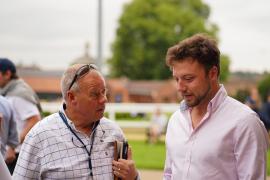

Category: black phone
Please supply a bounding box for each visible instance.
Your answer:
[114,140,129,160]
[114,140,129,180]
[121,141,129,159]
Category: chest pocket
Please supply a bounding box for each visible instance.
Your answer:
[91,136,115,167]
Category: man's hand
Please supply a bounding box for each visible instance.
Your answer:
[112,147,138,180]
[5,146,16,164]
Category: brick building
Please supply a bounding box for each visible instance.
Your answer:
[18,67,262,103]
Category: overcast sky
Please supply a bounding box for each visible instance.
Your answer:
[0,0,269,73]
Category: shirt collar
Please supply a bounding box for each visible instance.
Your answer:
[59,103,74,126]
[180,84,227,113]
[208,85,227,112]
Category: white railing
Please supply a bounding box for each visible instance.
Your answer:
[41,102,179,128]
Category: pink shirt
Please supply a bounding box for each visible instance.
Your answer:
[164,85,269,180]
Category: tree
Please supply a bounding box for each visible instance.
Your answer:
[220,54,230,82]
[108,0,229,80]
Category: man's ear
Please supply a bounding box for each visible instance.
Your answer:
[3,70,12,80]
[208,66,218,80]
[66,91,77,105]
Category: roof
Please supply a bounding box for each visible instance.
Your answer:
[23,76,61,93]
[127,81,165,95]
[18,68,62,93]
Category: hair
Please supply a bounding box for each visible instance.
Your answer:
[60,64,101,101]
[3,71,18,80]
[60,65,80,101]
[0,58,18,79]
[10,73,18,79]
[166,33,220,76]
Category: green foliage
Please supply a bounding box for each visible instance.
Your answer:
[258,73,270,102]
[220,54,230,82]
[109,0,222,80]
[115,112,149,121]
[129,140,165,169]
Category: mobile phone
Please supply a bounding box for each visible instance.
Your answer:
[114,140,129,160]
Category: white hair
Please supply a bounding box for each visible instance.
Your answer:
[60,64,102,102]
[60,65,81,101]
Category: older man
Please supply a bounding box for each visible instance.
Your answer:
[13,64,139,180]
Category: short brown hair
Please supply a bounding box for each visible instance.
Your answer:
[166,33,220,76]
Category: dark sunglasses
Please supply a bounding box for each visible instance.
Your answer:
[68,64,97,90]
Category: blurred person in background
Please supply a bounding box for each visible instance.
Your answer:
[260,91,270,131]
[0,58,41,174]
[163,33,269,180]
[148,107,167,144]
[244,87,261,114]
[245,96,259,113]
[0,112,12,180]
[0,95,19,160]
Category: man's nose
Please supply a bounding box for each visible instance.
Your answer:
[177,80,187,92]
[99,93,107,103]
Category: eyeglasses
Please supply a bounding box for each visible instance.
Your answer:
[68,64,97,90]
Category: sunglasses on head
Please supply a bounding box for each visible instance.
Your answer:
[68,64,97,90]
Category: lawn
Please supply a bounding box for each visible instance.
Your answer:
[130,140,270,175]
[129,140,166,170]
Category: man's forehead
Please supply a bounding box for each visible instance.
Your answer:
[81,71,105,86]
[172,61,205,78]
[172,62,197,72]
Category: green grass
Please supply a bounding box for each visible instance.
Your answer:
[130,140,270,175]
[129,140,165,170]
